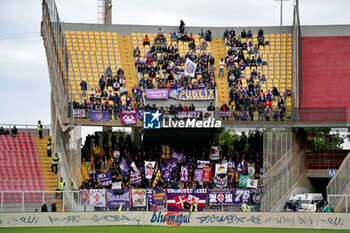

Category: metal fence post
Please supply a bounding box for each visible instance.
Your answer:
[346,196,348,213]
[62,191,65,212]
[1,191,3,212]
[22,191,24,212]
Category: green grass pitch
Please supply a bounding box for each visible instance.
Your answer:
[0,226,348,233]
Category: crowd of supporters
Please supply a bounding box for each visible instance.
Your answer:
[80,130,263,190]
[219,27,291,121]
[134,25,216,90]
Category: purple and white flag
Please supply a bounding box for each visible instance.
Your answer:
[172,152,183,163]
[194,169,203,185]
[214,174,228,188]
[97,172,112,186]
[196,160,210,169]
[145,161,156,179]
[120,158,129,173]
[130,170,141,184]
[146,89,169,99]
[180,165,188,183]
[161,164,173,183]
[233,189,251,203]
[210,146,219,160]
[120,110,137,125]
[90,110,110,121]
[208,189,234,206]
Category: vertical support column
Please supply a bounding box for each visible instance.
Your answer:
[131,127,143,149]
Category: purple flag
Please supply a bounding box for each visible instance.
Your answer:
[147,189,153,208]
[228,170,240,186]
[161,164,173,183]
[180,165,188,183]
[194,169,203,185]
[137,110,144,120]
[214,174,228,188]
[90,110,110,121]
[172,152,183,163]
[97,172,112,186]
[233,189,251,203]
[130,170,141,184]
[161,145,171,160]
[232,111,249,120]
[146,89,169,99]
[107,189,130,208]
[208,189,234,206]
[120,110,137,125]
[120,158,129,173]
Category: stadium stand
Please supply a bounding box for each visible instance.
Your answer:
[0,132,45,201]
[222,29,293,120]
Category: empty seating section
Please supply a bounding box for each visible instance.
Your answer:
[0,132,46,202]
[225,33,292,111]
[64,31,121,102]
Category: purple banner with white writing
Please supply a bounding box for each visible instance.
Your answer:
[137,110,144,120]
[196,160,210,169]
[166,189,207,211]
[120,110,138,125]
[194,169,203,185]
[152,190,167,205]
[107,189,130,208]
[73,109,86,118]
[172,152,183,163]
[180,165,188,183]
[97,172,112,186]
[208,189,234,206]
[233,189,251,203]
[90,110,110,121]
[176,111,202,120]
[233,111,249,120]
[146,89,169,99]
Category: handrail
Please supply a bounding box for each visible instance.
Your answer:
[0,124,50,129]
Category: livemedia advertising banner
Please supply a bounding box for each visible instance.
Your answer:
[97,172,112,186]
[176,111,202,120]
[166,189,207,211]
[120,110,138,125]
[169,89,215,100]
[208,189,234,206]
[90,110,110,121]
[107,189,130,208]
[146,89,169,99]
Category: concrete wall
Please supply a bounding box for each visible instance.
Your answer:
[0,211,349,230]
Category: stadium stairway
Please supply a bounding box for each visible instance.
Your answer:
[34,136,62,211]
[118,35,139,102]
[211,38,230,106]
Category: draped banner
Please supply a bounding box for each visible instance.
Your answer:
[120,158,129,173]
[73,109,86,118]
[146,89,169,99]
[176,111,202,120]
[132,189,147,207]
[137,110,144,120]
[233,189,251,203]
[172,152,183,163]
[107,189,130,208]
[80,190,90,205]
[228,170,240,186]
[203,111,215,121]
[180,165,188,183]
[169,89,215,100]
[166,189,207,211]
[239,174,250,188]
[233,111,249,120]
[215,163,228,175]
[152,190,166,205]
[120,110,137,125]
[161,164,173,183]
[89,189,106,207]
[90,110,110,121]
[218,111,232,118]
[208,189,234,206]
[130,170,141,184]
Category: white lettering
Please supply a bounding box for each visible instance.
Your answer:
[196,120,203,127]
[187,119,196,127]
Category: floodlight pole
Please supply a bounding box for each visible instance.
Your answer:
[274,0,289,26]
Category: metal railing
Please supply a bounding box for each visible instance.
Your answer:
[328,194,350,213]
[326,152,350,210]
[0,124,50,130]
